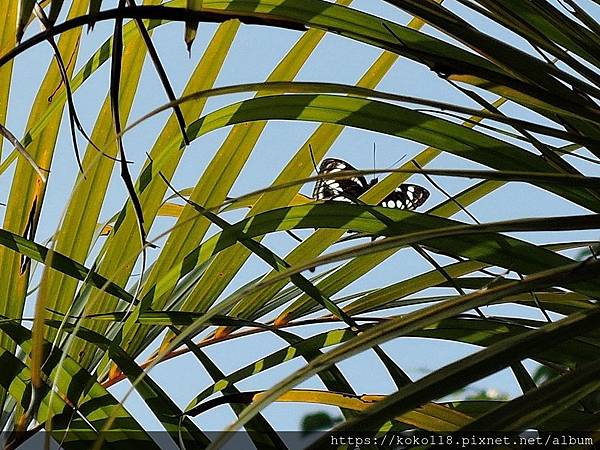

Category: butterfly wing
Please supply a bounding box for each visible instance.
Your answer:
[379,184,430,210]
[313,158,430,210]
[313,158,369,202]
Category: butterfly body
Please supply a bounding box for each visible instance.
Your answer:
[312,158,429,210]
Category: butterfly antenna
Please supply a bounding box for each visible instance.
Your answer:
[387,154,407,170]
[308,144,318,173]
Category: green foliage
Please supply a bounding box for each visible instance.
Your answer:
[301,412,342,436]
[0,0,599,448]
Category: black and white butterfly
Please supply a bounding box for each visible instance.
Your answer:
[312,158,430,210]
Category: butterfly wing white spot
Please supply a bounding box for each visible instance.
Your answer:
[313,158,369,202]
[379,184,430,210]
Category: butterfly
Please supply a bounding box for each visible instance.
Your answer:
[312,158,430,210]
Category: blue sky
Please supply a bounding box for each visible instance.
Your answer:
[2,0,599,445]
